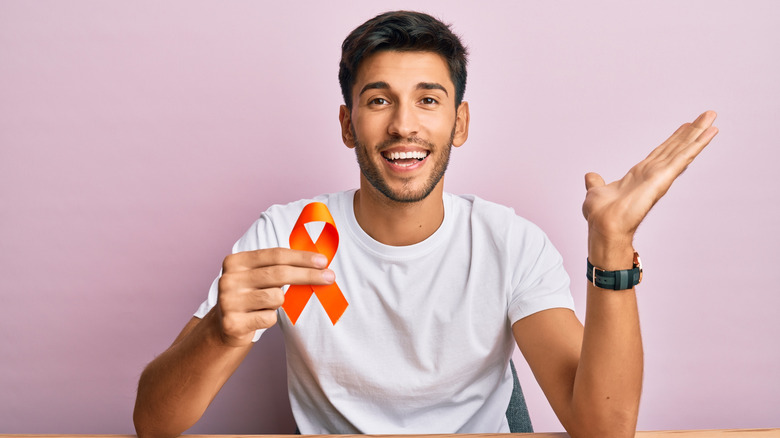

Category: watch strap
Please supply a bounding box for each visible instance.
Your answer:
[586,252,642,290]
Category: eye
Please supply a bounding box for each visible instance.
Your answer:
[420,97,438,105]
[369,97,389,105]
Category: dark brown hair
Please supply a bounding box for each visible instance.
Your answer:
[338,11,468,109]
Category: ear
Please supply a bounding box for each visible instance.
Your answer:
[452,101,470,147]
[339,105,356,149]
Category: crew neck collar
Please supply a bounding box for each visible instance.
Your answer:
[338,189,452,260]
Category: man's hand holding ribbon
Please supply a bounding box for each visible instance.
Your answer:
[216,247,336,347]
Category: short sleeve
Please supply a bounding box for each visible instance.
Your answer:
[507,220,574,324]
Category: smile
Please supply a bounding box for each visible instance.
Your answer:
[382,150,430,167]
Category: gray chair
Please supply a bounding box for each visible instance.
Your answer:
[506,359,533,432]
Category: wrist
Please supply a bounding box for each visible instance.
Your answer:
[588,247,635,271]
[587,251,643,290]
[588,235,634,270]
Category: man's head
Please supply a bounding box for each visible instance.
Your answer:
[339,11,468,111]
[338,11,471,206]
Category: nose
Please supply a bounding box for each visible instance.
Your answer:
[387,101,419,138]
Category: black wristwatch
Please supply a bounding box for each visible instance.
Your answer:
[586,251,642,290]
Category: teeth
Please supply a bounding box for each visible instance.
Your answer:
[384,151,428,160]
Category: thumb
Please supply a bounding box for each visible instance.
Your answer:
[584,172,605,191]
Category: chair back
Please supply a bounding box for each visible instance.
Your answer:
[505,359,533,432]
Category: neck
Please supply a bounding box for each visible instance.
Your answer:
[353,179,445,246]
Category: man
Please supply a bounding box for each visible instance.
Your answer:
[133,11,718,438]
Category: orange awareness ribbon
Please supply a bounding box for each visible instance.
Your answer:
[282,202,348,325]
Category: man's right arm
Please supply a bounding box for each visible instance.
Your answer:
[133,248,334,438]
[133,311,253,438]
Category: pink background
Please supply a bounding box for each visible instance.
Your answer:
[1,0,778,434]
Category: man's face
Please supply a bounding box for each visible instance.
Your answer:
[339,50,469,203]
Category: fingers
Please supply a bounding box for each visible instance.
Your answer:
[223,247,328,273]
[219,306,278,344]
[646,111,719,164]
[220,286,285,314]
[644,123,685,162]
[222,263,334,291]
[220,248,335,302]
[673,110,717,151]
[691,110,718,130]
[218,283,286,342]
[216,247,337,340]
[696,125,719,145]
[668,111,718,163]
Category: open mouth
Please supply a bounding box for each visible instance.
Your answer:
[382,150,430,167]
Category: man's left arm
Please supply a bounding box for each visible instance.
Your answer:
[513,111,719,438]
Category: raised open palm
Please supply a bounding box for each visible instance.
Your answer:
[582,111,719,248]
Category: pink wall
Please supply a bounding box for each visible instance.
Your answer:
[1,0,778,433]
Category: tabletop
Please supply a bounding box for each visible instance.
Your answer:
[2,430,779,438]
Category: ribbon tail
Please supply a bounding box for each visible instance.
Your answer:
[314,283,349,325]
[283,285,313,325]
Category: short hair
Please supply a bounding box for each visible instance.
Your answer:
[339,10,468,110]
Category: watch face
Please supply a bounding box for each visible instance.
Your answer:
[633,251,642,285]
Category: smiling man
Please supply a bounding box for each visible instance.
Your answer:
[342,49,470,246]
[134,11,718,438]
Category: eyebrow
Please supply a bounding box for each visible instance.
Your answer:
[416,82,448,95]
[358,81,449,96]
[359,81,389,96]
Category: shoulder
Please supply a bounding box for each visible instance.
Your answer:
[446,193,558,267]
[447,193,546,238]
[235,190,352,252]
[260,191,351,223]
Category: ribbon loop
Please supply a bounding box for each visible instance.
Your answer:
[282,202,348,325]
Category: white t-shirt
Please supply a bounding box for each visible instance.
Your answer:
[195,190,574,433]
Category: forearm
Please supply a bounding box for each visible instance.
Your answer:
[570,240,643,437]
[557,110,716,437]
[133,309,252,438]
